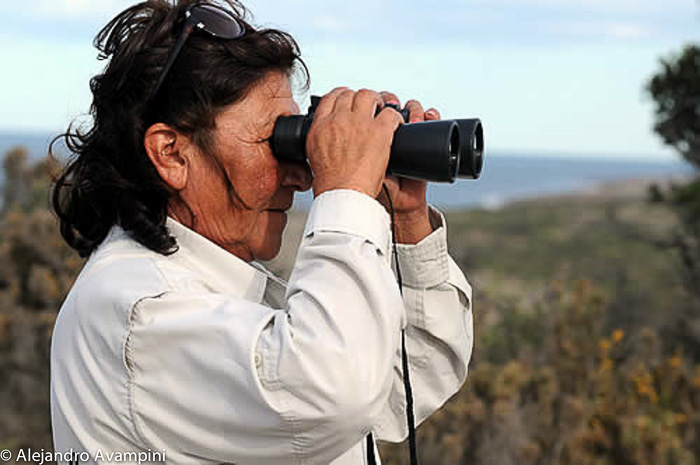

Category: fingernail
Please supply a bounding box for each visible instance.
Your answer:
[387,100,400,106]
[426,109,436,116]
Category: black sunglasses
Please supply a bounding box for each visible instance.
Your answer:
[149,2,246,102]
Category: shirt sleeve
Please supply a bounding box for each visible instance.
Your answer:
[375,206,474,442]
[126,190,406,465]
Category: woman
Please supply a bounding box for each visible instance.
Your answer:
[50,1,473,464]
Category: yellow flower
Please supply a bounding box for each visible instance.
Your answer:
[599,339,611,352]
[612,329,625,343]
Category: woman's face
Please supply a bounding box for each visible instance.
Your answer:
[173,72,311,261]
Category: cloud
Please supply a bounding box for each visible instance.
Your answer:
[6,0,134,19]
[605,23,648,39]
[469,0,690,14]
[312,14,347,34]
[42,0,132,18]
[246,0,694,46]
[550,21,650,39]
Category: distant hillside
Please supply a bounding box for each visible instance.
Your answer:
[0,133,54,161]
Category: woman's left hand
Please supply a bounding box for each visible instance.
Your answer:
[376,92,439,244]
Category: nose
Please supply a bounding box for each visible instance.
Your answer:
[280,161,312,192]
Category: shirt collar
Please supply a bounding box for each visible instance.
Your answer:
[166,217,268,302]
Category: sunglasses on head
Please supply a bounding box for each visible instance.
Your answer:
[149,2,246,102]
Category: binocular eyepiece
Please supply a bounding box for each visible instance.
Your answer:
[271,96,485,183]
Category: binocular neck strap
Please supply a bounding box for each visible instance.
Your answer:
[381,184,419,465]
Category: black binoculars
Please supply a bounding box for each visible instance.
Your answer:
[271,96,485,183]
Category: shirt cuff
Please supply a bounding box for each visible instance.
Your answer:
[303,189,392,256]
[395,206,449,289]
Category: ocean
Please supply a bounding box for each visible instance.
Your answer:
[0,131,692,210]
[292,155,692,210]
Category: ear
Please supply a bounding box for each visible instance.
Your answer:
[144,123,189,190]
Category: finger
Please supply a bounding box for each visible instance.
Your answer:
[425,107,441,121]
[314,87,350,119]
[375,106,405,134]
[352,89,383,117]
[404,99,425,123]
[380,91,401,107]
[332,88,356,113]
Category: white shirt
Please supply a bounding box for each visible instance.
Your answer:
[51,189,473,465]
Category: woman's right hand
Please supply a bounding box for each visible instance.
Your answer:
[305,87,404,198]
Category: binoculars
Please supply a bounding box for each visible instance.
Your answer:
[271,96,485,183]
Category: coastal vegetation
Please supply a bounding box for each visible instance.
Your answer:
[0,143,696,463]
[0,147,82,456]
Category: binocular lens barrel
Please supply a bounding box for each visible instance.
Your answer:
[456,119,484,180]
[271,99,484,183]
[387,120,460,182]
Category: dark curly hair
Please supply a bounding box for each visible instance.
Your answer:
[51,0,307,257]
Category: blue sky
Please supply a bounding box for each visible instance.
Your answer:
[0,0,698,160]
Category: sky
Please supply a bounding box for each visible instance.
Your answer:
[0,0,698,160]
